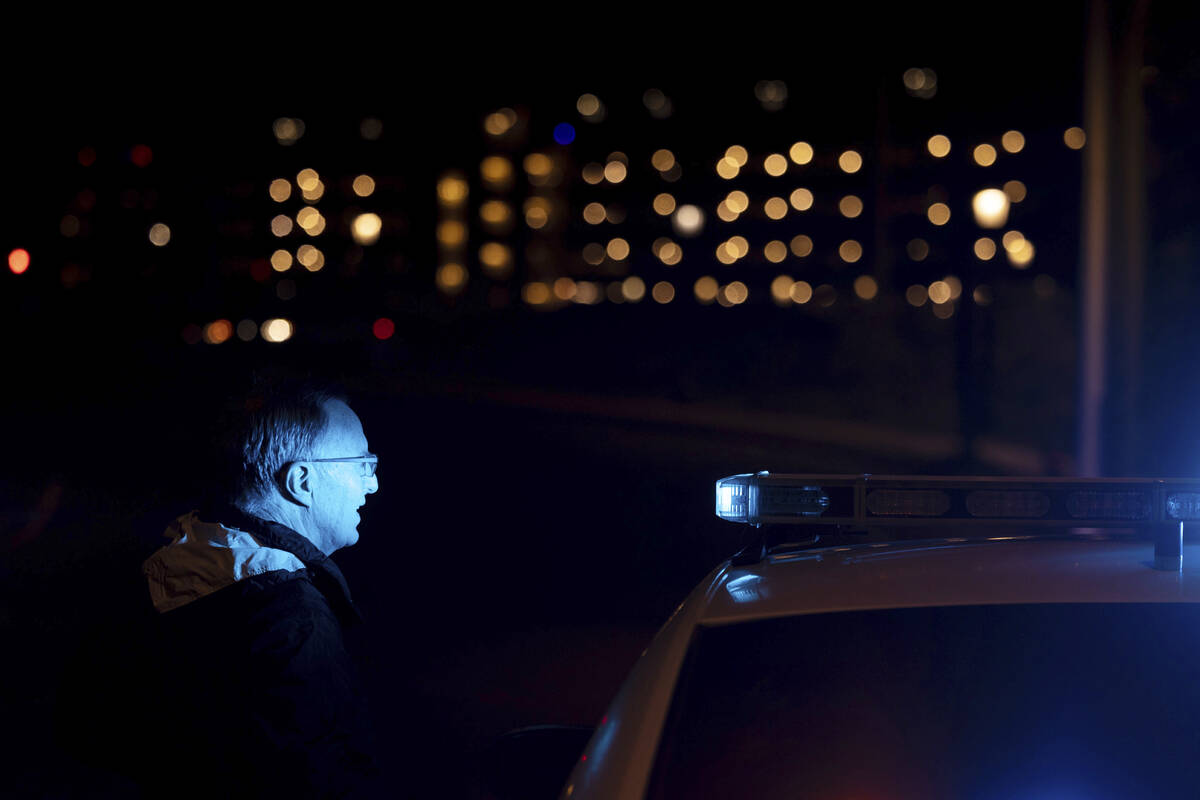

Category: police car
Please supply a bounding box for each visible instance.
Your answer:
[553,473,1200,800]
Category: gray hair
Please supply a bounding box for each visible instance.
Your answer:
[217,380,348,506]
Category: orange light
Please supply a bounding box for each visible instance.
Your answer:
[8,248,31,274]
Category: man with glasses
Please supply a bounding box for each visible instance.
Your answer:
[136,381,383,797]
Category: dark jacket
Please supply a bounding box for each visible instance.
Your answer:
[133,508,380,798]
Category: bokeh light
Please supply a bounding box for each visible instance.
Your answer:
[622,276,646,302]
[261,318,293,343]
[480,243,513,276]
[236,320,257,342]
[974,237,997,260]
[973,285,994,306]
[656,239,682,265]
[789,141,813,165]
[722,281,748,305]
[838,150,863,173]
[484,108,517,136]
[360,118,383,140]
[437,173,468,206]
[437,220,467,247]
[604,160,628,183]
[673,204,704,237]
[854,275,878,300]
[553,123,575,145]
[971,188,1010,228]
[839,240,863,263]
[301,180,325,203]
[771,275,794,304]
[296,244,324,271]
[554,277,577,301]
[148,223,171,246]
[694,276,719,304]
[653,193,676,215]
[907,238,930,261]
[927,135,951,158]
[524,197,551,229]
[973,144,997,167]
[763,153,788,176]
[481,156,514,189]
[296,169,319,191]
[480,200,513,229]
[582,163,605,184]
[271,249,292,272]
[790,234,813,257]
[269,179,292,202]
[352,175,376,197]
[839,195,863,218]
[373,318,396,339]
[273,118,305,145]
[203,320,233,345]
[764,197,788,219]
[652,149,676,171]
[789,188,814,211]
[576,93,604,120]
[652,281,675,303]
[583,202,607,224]
[1003,180,1027,202]
[8,248,30,274]
[725,145,749,167]
[1064,127,1087,149]
[607,238,630,260]
[928,280,952,304]
[716,158,740,179]
[906,284,928,307]
[352,213,383,245]
[790,281,813,304]
[436,263,468,293]
[725,190,750,214]
[271,215,293,237]
[764,240,787,263]
[1001,130,1025,153]
[1002,230,1026,252]
[523,282,553,306]
[1008,239,1036,268]
[927,203,951,225]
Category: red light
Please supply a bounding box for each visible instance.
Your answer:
[77,146,97,167]
[8,248,30,274]
[372,317,395,340]
[130,144,153,167]
[250,259,271,283]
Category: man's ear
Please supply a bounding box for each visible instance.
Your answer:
[280,462,315,508]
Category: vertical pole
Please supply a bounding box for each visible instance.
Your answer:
[1078,0,1112,477]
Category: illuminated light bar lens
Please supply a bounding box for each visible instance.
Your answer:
[715,474,829,522]
[1065,491,1150,520]
[866,490,950,517]
[966,491,1051,518]
[1166,493,1200,520]
[716,477,750,522]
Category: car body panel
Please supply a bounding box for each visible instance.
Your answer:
[560,536,1200,800]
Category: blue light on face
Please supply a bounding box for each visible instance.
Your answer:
[553,123,576,145]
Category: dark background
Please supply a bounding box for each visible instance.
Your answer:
[5,4,1200,796]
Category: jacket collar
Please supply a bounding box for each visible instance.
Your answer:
[207,505,364,626]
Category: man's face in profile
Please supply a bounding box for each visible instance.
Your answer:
[307,399,379,555]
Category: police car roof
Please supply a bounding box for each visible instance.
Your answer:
[697,536,1200,627]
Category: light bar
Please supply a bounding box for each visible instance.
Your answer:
[715,473,1200,528]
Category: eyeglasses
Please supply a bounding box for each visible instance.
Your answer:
[296,455,379,477]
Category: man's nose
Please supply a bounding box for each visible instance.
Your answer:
[364,475,379,495]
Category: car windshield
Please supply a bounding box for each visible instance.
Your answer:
[647,603,1200,800]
